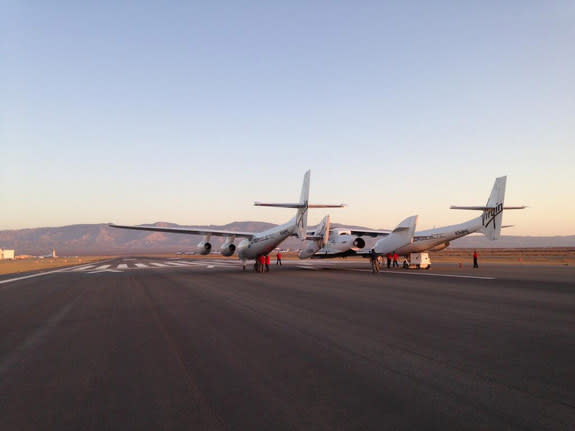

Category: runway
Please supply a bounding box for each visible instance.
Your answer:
[1,257,574,430]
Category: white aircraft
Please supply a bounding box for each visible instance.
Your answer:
[109,170,344,270]
[299,215,418,259]
[395,176,525,262]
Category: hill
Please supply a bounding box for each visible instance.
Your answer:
[1,223,573,255]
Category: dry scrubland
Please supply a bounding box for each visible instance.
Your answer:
[0,256,113,276]
[431,248,575,266]
[1,249,572,276]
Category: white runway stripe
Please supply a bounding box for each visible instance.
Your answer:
[383,271,495,280]
[135,263,149,269]
[92,265,111,271]
[117,264,129,270]
[150,263,169,267]
[69,265,96,271]
[164,262,190,267]
[175,261,204,266]
[0,267,73,286]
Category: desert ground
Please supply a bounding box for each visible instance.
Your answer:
[1,248,572,276]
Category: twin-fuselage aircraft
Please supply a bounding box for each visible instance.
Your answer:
[296,176,524,264]
[111,173,524,269]
[110,171,345,269]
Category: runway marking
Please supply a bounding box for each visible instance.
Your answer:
[150,263,169,267]
[92,265,111,271]
[164,262,190,267]
[0,268,70,286]
[86,264,122,274]
[87,269,122,274]
[135,263,149,269]
[117,264,129,270]
[69,265,96,271]
[204,261,240,267]
[380,271,495,280]
[0,261,112,285]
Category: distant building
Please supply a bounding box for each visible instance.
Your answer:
[0,249,15,260]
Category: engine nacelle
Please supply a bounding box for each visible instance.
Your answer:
[353,237,366,249]
[220,241,236,257]
[429,241,450,252]
[196,241,212,255]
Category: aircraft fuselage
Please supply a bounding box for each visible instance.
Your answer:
[237,217,296,261]
[396,216,482,255]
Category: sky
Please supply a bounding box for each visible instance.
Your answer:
[1,1,574,235]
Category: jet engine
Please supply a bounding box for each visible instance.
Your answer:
[429,241,450,252]
[352,237,366,249]
[196,241,212,255]
[220,241,236,257]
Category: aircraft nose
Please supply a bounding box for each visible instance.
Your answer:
[237,239,250,258]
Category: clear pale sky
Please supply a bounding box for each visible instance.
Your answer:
[1,1,574,235]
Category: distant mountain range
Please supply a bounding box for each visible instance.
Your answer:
[0,222,573,255]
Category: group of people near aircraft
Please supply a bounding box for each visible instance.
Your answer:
[110,171,525,272]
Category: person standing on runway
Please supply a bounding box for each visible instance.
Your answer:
[370,249,380,273]
[392,251,399,268]
[258,255,265,272]
[265,254,271,272]
[276,251,282,265]
[473,250,479,268]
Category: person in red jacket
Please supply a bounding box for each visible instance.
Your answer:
[473,250,479,268]
[386,252,392,268]
[256,255,265,272]
[265,254,271,272]
[392,251,399,268]
[276,252,282,265]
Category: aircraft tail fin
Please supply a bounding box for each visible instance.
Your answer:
[450,176,525,240]
[254,170,344,239]
[306,214,331,246]
[374,215,418,255]
[295,170,311,239]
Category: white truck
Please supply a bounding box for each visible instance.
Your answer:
[404,252,431,269]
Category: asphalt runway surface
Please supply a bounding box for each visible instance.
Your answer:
[1,257,574,430]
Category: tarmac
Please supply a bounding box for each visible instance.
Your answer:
[1,257,574,430]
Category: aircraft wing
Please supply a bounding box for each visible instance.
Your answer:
[310,249,359,259]
[109,224,255,238]
[348,229,391,237]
